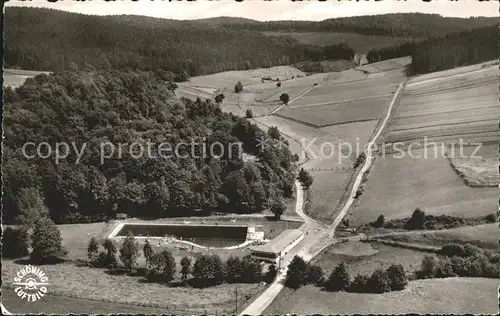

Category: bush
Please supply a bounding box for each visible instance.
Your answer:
[146,250,176,283]
[235,81,243,93]
[245,109,253,118]
[102,239,118,269]
[180,256,192,285]
[193,254,226,287]
[143,239,154,266]
[119,231,139,272]
[325,263,350,292]
[215,93,225,104]
[279,93,289,104]
[417,255,438,279]
[226,256,243,283]
[30,217,68,264]
[434,256,456,278]
[285,255,309,289]
[438,243,465,257]
[277,82,281,88]
[2,226,29,258]
[485,213,497,223]
[307,265,325,286]
[267,126,281,140]
[386,264,408,291]
[87,237,100,262]
[298,168,313,189]
[348,274,370,293]
[265,264,278,283]
[367,268,391,293]
[270,199,286,220]
[241,255,262,283]
[404,208,426,230]
[372,215,385,228]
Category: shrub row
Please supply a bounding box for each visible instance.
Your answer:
[285,255,408,294]
[370,208,497,230]
[87,234,273,288]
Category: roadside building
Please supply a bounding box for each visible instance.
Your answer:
[250,229,304,265]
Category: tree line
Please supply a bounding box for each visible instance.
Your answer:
[3,70,297,224]
[212,13,497,37]
[285,242,499,293]
[5,7,353,78]
[409,25,498,75]
[365,25,497,75]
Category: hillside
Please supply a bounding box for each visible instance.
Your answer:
[262,31,413,54]
[4,8,353,76]
[215,13,498,37]
[2,71,296,224]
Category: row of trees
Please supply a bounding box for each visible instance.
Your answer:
[370,208,497,231]
[366,41,417,64]
[87,232,278,287]
[285,242,499,294]
[285,256,408,293]
[3,70,297,224]
[420,243,499,279]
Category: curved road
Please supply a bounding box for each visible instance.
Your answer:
[240,80,407,315]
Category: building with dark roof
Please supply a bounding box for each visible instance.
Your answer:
[249,229,304,265]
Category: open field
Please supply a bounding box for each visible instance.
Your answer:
[385,64,498,145]
[307,171,354,222]
[188,66,306,88]
[262,31,412,54]
[311,241,435,276]
[445,143,498,187]
[2,259,263,315]
[279,97,391,127]
[2,290,171,315]
[376,223,500,250]
[3,68,51,87]
[348,148,498,227]
[265,277,499,315]
[356,56,412,73]
[287,67,404,109]
[348,63,499,227]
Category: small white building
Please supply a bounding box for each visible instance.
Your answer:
[249,229,304,265]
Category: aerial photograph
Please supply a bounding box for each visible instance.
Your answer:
[2,0,499,314]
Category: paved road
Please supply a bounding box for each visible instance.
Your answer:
[240,80,407,315]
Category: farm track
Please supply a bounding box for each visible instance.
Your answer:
[240,78,407,315]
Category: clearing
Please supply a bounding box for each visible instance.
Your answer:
[348,148,497,227]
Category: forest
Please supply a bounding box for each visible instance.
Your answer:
[5,8,354,78]
[210,13,498,37]
[3,71,297,224]
[409,25,499,74]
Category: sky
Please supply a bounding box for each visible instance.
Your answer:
[8,0,500,21]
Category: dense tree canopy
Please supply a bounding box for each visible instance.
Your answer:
[5,8,354,76]
[409,25,498,75]
[3,71,296,224]
[212,13,497,38]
